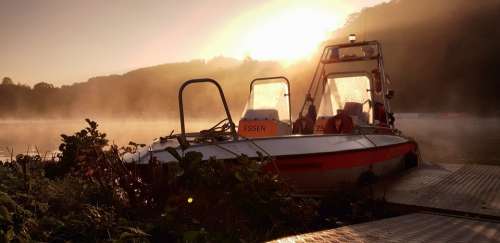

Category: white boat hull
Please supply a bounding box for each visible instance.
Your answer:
[124,134,417,194]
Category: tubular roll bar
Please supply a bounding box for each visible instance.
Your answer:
[299,40,392,127]
[249,76,292,126]
[178,78,238,141]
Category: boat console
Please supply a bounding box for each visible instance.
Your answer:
[295,35,396,135]
[238,77,292,138]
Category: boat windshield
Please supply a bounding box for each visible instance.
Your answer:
[242,79,290,124]
[323,43,379,63]
[317,74,373,124]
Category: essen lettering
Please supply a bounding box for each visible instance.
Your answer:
[244,125,267,132]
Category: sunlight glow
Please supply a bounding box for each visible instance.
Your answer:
[240,8,336,61]
[203,0,346,62]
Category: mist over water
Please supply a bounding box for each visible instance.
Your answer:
[0,119,208,161]
[397,116,500,165]
[2,1,499,165]
[1,116,499,165]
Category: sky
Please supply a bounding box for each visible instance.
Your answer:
[0,0,387,86]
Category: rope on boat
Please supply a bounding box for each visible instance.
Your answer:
[357,127,377,147]
[240,136,281,176]
[213,143,239,157]
[362,133,377,147]
[210,138,282,177]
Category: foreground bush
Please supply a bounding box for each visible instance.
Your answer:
[0,120,321,242]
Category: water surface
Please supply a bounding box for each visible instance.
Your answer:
[1,116,499,165]
[397,116,500,165]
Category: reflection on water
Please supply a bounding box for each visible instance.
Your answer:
[1,116,499,165]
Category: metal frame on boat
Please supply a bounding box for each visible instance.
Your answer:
[297,39,393,130]
[249,76,292,132]
[178,78,238,143]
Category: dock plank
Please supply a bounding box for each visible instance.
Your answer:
[382,163,500,217]
[269,213,500,243]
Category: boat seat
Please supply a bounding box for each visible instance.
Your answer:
[242,109,279,121]
[314,113,353,134]
[344,102,363,117]
[374,102,388,126]
[314,116,337,134]
[344,102,369,125]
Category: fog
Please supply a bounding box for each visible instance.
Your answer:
[1,116,500,166]
[0,119,202,160]
[1,0,500,164]
[397,116,500,165]
[2,0,500,121]
[331,0,500,114]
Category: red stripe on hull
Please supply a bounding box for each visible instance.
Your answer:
[269,142,416,173]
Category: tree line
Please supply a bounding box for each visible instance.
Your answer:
[2,0,500,119]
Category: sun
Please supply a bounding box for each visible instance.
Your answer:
[241,8,335,61]
[203,1,345,63]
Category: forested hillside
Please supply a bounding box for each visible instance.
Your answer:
[332,0,500,113]
[1,0,499,118]
[0,58,310,119]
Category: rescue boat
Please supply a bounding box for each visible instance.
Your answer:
[124,36,419,194]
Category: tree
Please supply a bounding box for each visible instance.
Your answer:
[33,82,54,90]
[2,77,14,85]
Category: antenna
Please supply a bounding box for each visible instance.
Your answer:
[363,11,368,41]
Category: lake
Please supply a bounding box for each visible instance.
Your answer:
[1,116,499,165]
[0,119,205,161]
[397,115,500,165]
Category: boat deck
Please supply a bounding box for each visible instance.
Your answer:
[270,213,500,243]
[270,163,500,242]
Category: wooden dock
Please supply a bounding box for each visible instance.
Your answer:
[269,163,500,242]
[381,163,500,218]
[270,213,500,243]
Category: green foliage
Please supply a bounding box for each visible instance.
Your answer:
[46,119,109,178]
[0,158,150,242]
[158,150,318,242]
[1,119,380,242]
[0,192,32,243]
